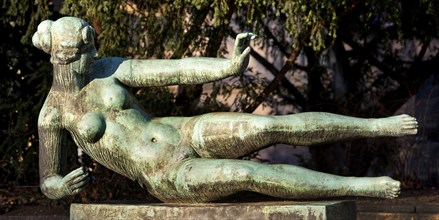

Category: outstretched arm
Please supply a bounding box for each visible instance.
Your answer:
[113,33,256,87]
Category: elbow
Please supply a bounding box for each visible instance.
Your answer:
[40,186,61,200]
[40,176,65,199]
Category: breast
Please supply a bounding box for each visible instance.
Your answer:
[100,80,130,110]
[76,112,106,143]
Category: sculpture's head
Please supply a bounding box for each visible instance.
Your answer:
[33,17,97,73]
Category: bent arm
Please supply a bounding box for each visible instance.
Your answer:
[39,126,90,199]
[39,126,67,199]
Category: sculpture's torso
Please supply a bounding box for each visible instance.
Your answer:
[39,74,198,194]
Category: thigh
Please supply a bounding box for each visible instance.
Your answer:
[180,112,274,158]
[162,158,258,202]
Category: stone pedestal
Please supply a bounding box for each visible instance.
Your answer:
[70,200,356,220]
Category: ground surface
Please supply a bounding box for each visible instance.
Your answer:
[1,186,439,217]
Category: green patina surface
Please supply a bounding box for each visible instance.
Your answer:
[70,201,356,220]
[34,17,418,203]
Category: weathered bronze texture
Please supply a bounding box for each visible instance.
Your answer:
[70,201,357,220]
[34,17,418,203]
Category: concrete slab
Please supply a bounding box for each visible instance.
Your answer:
[356,203,439,220]
[416,204,439,213]
[357,212,439,220]
[70,200,356,220]
[356,204,415,213]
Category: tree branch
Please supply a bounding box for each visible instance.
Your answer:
[244,42,303,113]
[171,9,209,59]
[248,49,306,108]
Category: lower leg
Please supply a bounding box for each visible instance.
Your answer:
[249,163,400,199]
[268,112,418,145]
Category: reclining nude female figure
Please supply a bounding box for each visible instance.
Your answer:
[33,17,418,203]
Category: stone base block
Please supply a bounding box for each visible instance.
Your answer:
[70,200,356,220]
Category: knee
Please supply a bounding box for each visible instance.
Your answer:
[247,114,273,126]
[233,164,255,181]
[228,162,258,183]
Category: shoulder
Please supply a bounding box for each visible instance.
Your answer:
[38,102,62,129]
[91,57,128,79]
[38,90,66,129]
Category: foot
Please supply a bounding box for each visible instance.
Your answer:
[351,176,401,199]
[386,181,401,199]
[373,114,418,136]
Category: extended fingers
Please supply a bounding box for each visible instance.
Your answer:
[239,47,251,61]
[236,32,257,40]
[248,33,257,40]
[69,171,90,185]
[235,33,256,47]
[69,174,91,194]
[64,167,87,180]
[63,167,90,195]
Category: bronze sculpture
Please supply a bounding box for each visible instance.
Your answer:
[33,17,418,203]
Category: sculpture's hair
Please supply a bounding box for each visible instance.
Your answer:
[32,20,53,54]
[81,25,95,45]
[33,17,96,64]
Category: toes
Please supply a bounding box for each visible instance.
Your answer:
[402,126,417,130]
[386,179,401,188]
[401,115,418,124]
[387,193,399,199]
[393,114,418,135]
[385,189,400,199]
[402,124,418,134]
[403,122,418,128]
[385,180,401,199]
[388,187,400,194]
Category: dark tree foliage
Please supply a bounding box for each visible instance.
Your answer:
[1,0,439,196]
[0,1,53,185]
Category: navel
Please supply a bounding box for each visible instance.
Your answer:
[77,112,106,143]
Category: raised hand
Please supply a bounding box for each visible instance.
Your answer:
[228,33,256,75]
[232,32,257,58]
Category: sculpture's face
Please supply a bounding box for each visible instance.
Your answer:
[50,38,97,75]
[48,17,98,75]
